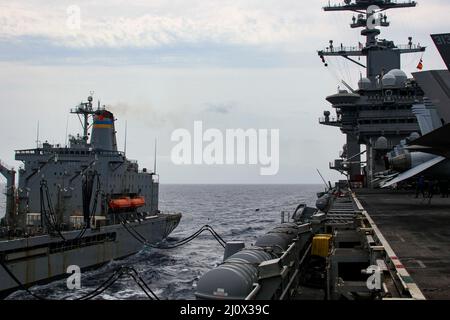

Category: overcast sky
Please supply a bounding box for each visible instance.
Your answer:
[0,0,448,184]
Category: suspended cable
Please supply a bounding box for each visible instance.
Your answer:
[40,180,66,241]
[74,268,124,301]
[75,173,102,239]
[0,259,46,300]
[71,266,160,300]
[325,59,344,86]
[0,260,159,301]
[124,267,160,300]
[118,218,226,248]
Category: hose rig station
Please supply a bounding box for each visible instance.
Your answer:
[195,186,425,300]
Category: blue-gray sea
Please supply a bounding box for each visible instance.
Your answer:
[6,184,322,300]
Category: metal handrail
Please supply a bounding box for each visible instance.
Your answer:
[244,284,261,300]
[319,117,341,123]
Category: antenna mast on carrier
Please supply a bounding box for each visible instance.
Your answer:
[319,0,425,81]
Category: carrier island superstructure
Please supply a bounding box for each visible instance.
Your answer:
[195,1,450,300]
[0,96,181,297]
[318,0,426,187]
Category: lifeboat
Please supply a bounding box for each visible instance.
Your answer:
[130,196,145,208]
[109,196,145,210]
[109,197,131,210]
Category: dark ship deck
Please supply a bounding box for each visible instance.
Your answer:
[355,189,450,299]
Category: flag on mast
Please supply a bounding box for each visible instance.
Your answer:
[417,58,423,70]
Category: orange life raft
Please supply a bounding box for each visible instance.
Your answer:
[109,196,145,210]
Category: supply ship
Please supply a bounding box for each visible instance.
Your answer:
[195,0,450,300]
[0,96,181,297]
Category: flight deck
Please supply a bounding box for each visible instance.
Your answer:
[356,190,450,299]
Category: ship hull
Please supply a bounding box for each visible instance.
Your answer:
[0,212,181,298]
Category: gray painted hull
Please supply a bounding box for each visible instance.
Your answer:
[0,213,181,297]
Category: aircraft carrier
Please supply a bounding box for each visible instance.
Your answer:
[195,0,450,300]
[0,96,181,298]
[1,0,449,303]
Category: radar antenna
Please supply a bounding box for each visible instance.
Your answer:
[319,0,425,81]
[70,94,96,143]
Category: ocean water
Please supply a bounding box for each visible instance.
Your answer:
[6,184,322,300]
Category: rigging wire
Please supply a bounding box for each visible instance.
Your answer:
[39,174,102,241]
[325,58,344,88]
[1,221,227,301]
[343,58,351,87]
[40,180,66,241]
[40,172,102,241]
[345,57,355,88]
[0,259,159,301]
[0,259,46,300]
[73,266,160,301]
[124,268,160,300]
[5,183,226,301]
[118,217,226,249]
[331,10,352,85]
[334,56,345,84]
[74,173,102,239]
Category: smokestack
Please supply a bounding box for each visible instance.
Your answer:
[90,109,118,151]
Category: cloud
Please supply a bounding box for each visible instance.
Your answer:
[204,102,236,114]
[0,0,448,68]
[0,1,324,49]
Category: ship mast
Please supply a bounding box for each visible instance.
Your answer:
[319,0,425,82]
[70,95,96,143]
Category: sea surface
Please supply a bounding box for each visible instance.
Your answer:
[5,184,322,300]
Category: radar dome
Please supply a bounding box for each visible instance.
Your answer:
[387,69,408,87]
[382,73,396,87]
[358,77,372,90]
[374,136,388,150]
